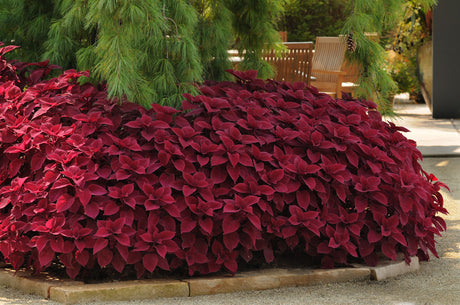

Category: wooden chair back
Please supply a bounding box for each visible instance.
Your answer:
[311,36,347,98]
[263,42,314,85]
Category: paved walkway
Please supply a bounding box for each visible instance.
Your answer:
[0,103,459,305]
[392,103,460,156]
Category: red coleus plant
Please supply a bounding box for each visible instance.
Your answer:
[0,44,448,280]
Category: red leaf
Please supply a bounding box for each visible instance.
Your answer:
[247,214,262,230]
[296,190,311,210]
[267,169,284,184]
[354,196,368,213]
[103,201,120,216]
[211,155,227,166]
[317,241,333,254]
[181,218,197,233]
[183,185,197,197]
[400,195,414,213]
[227,164,240,183]
[381,239,397,261]
[263,247,274,263]
[233,183,249,193]
[88,184,107,195]
[355,176,381,192]
[93,238,108,254]
[75,250,90,266]
[84,202,100,219]
[222,215,240,234]
[163,204,181,218]
[65,264,81,280]
[223,232,239,251]
[358,240,375,257]
[143,253,158,273]
[372,192,388,206]
[224,259,238,275]
[56,194,75,213]
[367,230,382,243]
[173,159,185,171]
[259,185,275,196]
[115,234,131,247]
[197,155,209,166]
[77,189,92,206]
[111,253,126,273]
[97,248,113,268]
[52,178,72,190]
[211,166,227,184]
[344,241,358,257]
[228,152,240,168]
[38,247,55,267]
[50,237,64,253]
[199,218,213,236]
[31,152,46,171]
[391,232,407,247]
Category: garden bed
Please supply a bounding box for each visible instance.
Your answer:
[0,43,448,281]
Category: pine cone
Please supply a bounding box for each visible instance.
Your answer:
[346,33,357,53]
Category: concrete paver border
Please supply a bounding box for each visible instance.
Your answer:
[0,256,419,304]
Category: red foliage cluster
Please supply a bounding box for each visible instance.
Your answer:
[0,44,448,279]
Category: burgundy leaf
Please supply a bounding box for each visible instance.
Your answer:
[93,238,108,254]
[38,247,55,267]
[97,248,113,268]
[143,253,158,273]
[222,215,240,234]
[56,194,75,213]
[223,232,239,251]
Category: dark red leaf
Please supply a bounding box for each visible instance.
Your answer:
[143,253,159,273]
[97,248,113,268]
[222,215,240,234]
[38,247,55,267]
[223,232,239,251]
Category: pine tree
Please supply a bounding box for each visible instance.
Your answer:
[278,0,347,42]
[147,0,203,107]
[0,0,56,62]
[0,1,285,108]
[193,0,233,81]
[341,0,437,115]
[42,0,204,108]
[226,0,284,79]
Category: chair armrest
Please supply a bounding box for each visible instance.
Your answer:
[311,69,346,75]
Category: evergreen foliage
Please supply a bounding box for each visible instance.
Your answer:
[0,0,56,62]
[341,0,436,115]
[278,0,347,42]
[150,0,203,107]
[44,0,200,108]
[0,1,284,108]
[226,0,284,79]
[192,0,233,82]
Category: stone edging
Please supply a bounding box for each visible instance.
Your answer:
[0,256,419,304]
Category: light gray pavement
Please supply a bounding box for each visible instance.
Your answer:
[391,102,460,156]
[0,102,459,305]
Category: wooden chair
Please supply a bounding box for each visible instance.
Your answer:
[310,36,347,98]
[263,42,314,85]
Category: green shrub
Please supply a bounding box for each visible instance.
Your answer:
[277,0,347,42]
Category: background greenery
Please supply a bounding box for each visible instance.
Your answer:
[0,0,283,108]
[277,0,347,42]
[0,0,436,114]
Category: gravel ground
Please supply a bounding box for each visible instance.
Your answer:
[0,157,459,305]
